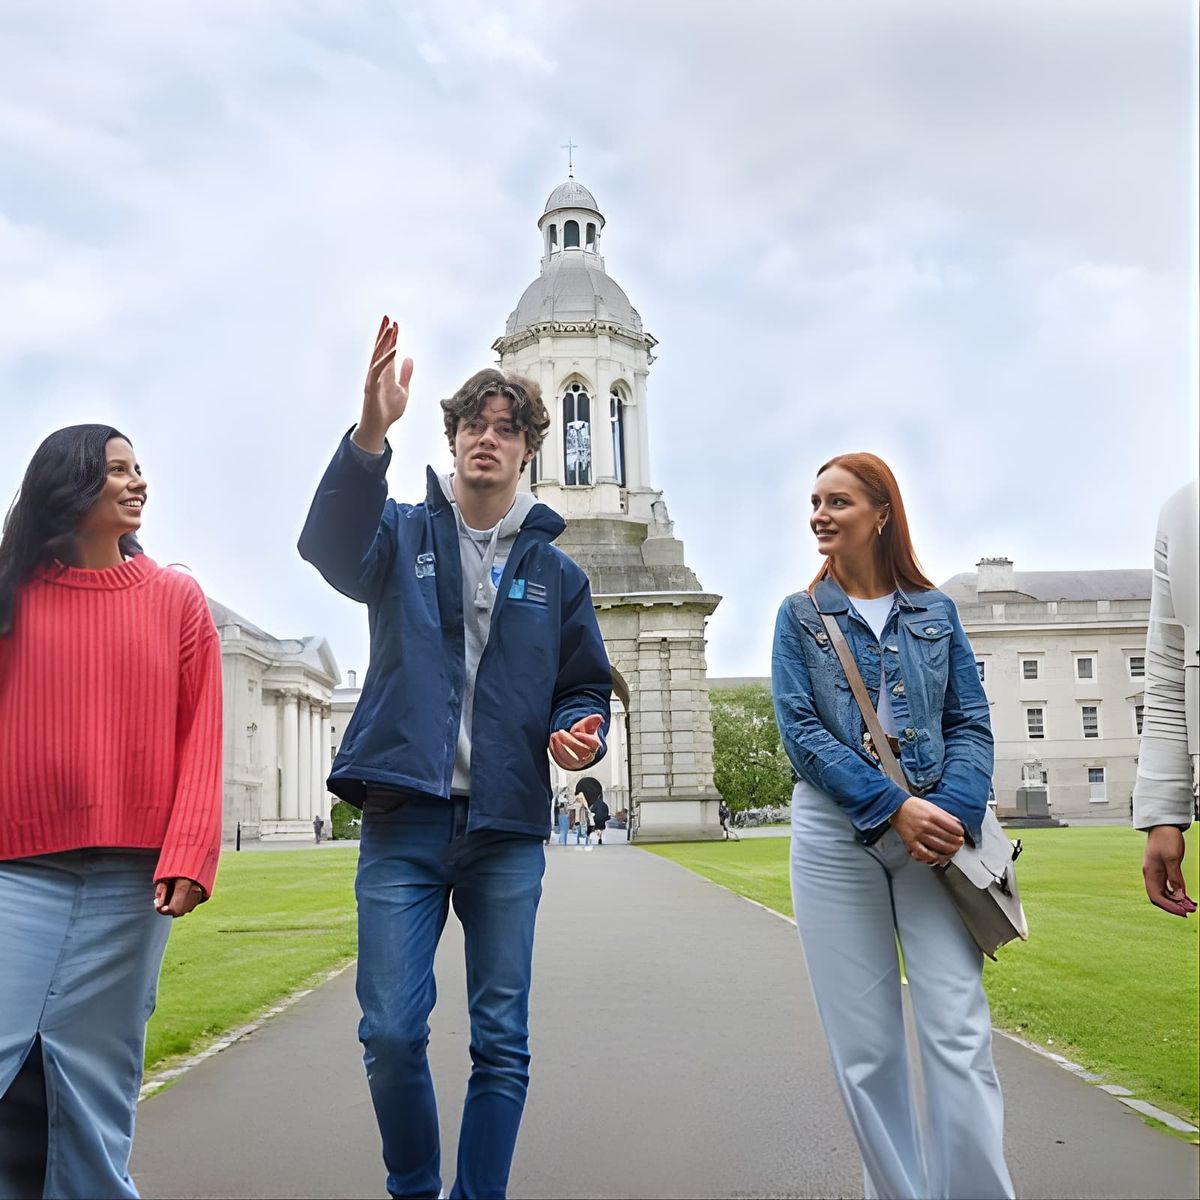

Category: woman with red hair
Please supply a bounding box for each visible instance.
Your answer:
[771,453,1013,1200]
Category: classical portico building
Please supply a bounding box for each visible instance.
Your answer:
[210,599,339,841]
[493,177,723,839]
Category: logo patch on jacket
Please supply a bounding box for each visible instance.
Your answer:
[414,552,436,579]
[508,579,548,605]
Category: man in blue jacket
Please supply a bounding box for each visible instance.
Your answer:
[299,316,611,1200]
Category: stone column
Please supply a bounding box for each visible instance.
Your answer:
[633,368,652,488]
[309,702,323,822]
[320,707,333,816]
[261,694,280,819]
[593,375,617,484]
[539,347,561,483]
[280,691,299,821]
[298,700,312,820]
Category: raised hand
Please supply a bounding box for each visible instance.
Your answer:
[354,315,415,453]
[549,713,604,771]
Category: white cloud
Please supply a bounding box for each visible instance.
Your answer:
[0,0,1194,682]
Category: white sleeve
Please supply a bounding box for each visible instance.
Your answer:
[1132,504,1194,830]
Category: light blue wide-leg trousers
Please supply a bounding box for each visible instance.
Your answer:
[0,850,171,1200]
[790,783,1014,1200]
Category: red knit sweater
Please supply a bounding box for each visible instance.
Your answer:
[0,555,224,894]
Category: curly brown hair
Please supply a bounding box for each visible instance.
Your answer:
[440,369,550,470]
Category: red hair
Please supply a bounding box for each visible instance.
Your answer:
[808,452,935,593]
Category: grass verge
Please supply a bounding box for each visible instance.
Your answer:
[646,827,1199,1126]
[145,846,359,1074]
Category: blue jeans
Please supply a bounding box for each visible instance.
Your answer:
[356,795,545,1200]
[0,850,170,1199]
[790,781,1013,1199]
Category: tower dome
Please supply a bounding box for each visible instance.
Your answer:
[504,178,641,337]
[543,180,601,217]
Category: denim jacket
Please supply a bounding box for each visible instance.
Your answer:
[771,576,993,843]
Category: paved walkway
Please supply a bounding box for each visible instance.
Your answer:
[131,845,1198,1199]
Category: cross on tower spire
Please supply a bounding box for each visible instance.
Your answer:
[560,137,577,178]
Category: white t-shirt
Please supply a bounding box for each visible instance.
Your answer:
[848,593,898,737]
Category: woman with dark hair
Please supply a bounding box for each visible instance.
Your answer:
[576,776,609,845]
[0,425,223,1199]
[771,453,1013,1200]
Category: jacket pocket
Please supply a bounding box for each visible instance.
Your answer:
[902,617,952,673]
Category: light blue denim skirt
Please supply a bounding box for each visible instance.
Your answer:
[0,849,171,1200]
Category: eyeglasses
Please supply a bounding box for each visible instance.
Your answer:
[461,417,524,441]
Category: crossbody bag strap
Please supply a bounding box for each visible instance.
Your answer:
[815,603,911,795]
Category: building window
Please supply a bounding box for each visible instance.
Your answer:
[976,660,985,683]
[1026,708,1044,739]
[564,219,580,249]
[548,224,558,252]
[1076,656,1095,681]
[1135,704,1145,735]
[586,222,597,250]
[1128,655,1145,679]
[529,449,540,487]
[562,382,591,486]
[1081,705,1100,738]
[1022,659,1039,680]
[609,386,627,487]
[1087,766,1106,803]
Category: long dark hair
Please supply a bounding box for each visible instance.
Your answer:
[808,452,935,594]
[575,776,604,805]
[0,425,143,635]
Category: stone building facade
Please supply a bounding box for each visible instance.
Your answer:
[492,178,723,839]
[210,599,339,841]
[943,558,1150,822]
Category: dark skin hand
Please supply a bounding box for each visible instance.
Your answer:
[154,877,206,918]
[1142,826,1196,917]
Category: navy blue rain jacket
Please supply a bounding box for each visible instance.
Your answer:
[297,433,612,837]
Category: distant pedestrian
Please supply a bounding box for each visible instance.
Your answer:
[1133,480,1197,917]
[557,798,571,845]
[572,790,593,844]
[719,800,732,838]
[313,814,325,844]
[0,425,223,1198]
[771,452,1013,1199]
[577,776,609,845]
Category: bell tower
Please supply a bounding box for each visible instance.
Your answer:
[492,177,724,840]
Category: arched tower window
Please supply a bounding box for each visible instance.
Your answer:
[586,222,597,251]
[546,224,558,254]
[609,386,627,487]
[562,382,591,486]
[564,219,580,249]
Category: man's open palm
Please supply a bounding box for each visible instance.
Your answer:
[363,315,414,432]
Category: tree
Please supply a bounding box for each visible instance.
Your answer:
[710,683,794,812]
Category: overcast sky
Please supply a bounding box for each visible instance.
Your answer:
[2,0,1196,679]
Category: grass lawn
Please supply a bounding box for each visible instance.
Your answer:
[145,846,359,1074]
[646,827,1200,1126]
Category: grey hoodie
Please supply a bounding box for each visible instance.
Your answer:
[438,473,538,793]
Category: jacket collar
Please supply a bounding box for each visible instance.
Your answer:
[811,573,929,615]
[423,466,566,540]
